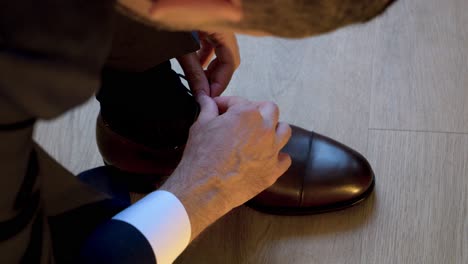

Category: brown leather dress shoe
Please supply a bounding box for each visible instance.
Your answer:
[96,113,187,176]
[96,113,374,215]
[246,125,374,215]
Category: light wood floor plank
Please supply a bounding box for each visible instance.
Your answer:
[362,130,468,264]
[369,0,468,132]
[34,98,102,174]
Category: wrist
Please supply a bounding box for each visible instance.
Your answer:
[160,164,229,240]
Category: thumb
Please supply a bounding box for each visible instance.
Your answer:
[196,94,219,124]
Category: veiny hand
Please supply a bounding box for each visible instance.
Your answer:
[177,31,240,97]
[161,95,292,240]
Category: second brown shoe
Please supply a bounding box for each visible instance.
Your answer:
[246,125,374,215]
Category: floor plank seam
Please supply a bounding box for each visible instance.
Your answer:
[368,128,468,135]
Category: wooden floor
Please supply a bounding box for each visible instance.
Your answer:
[35,0,467,263]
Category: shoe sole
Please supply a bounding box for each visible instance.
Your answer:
[245,176,375,216]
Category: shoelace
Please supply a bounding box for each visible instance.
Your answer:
[177,74,194,97]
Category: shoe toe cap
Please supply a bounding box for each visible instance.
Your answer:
[247,128,374,214]
[301,133,374,207]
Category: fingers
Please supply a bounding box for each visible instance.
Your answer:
[216,97,288,143]
[257,102,291,154]
[213,96,250,114]
[206,59,235,97]
[213,33,240,68]
[196,95,219,124]
[198,39,215,68]
[209,35,240,96]
[257,102,291,152]
[257,101,279,129]
[200,32,240,97]
[275,122,292,150]
[176,52,210,97]
[214,96,291,178]
[276,152,292,175]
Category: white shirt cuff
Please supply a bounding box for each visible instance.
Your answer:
[112,190,191,264]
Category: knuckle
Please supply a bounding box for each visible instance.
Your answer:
[269,102,280,113]
[260,101,278,110]
[250,108,264,121]
[188,73,204,83]
[273,102,280,111]
[193,70,205,79]
[240,107,262,120]
[284,123,292,138]
[230,105,249,118]
[238,103,256,113]
[230,96,248,105]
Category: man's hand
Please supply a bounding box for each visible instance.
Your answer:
[177,31,240,97]
[161,95,292,240]
[198,31,240,97]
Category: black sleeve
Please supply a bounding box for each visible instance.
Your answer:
[79,220,157,264]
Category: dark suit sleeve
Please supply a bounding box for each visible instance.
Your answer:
[79,220,157,264]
